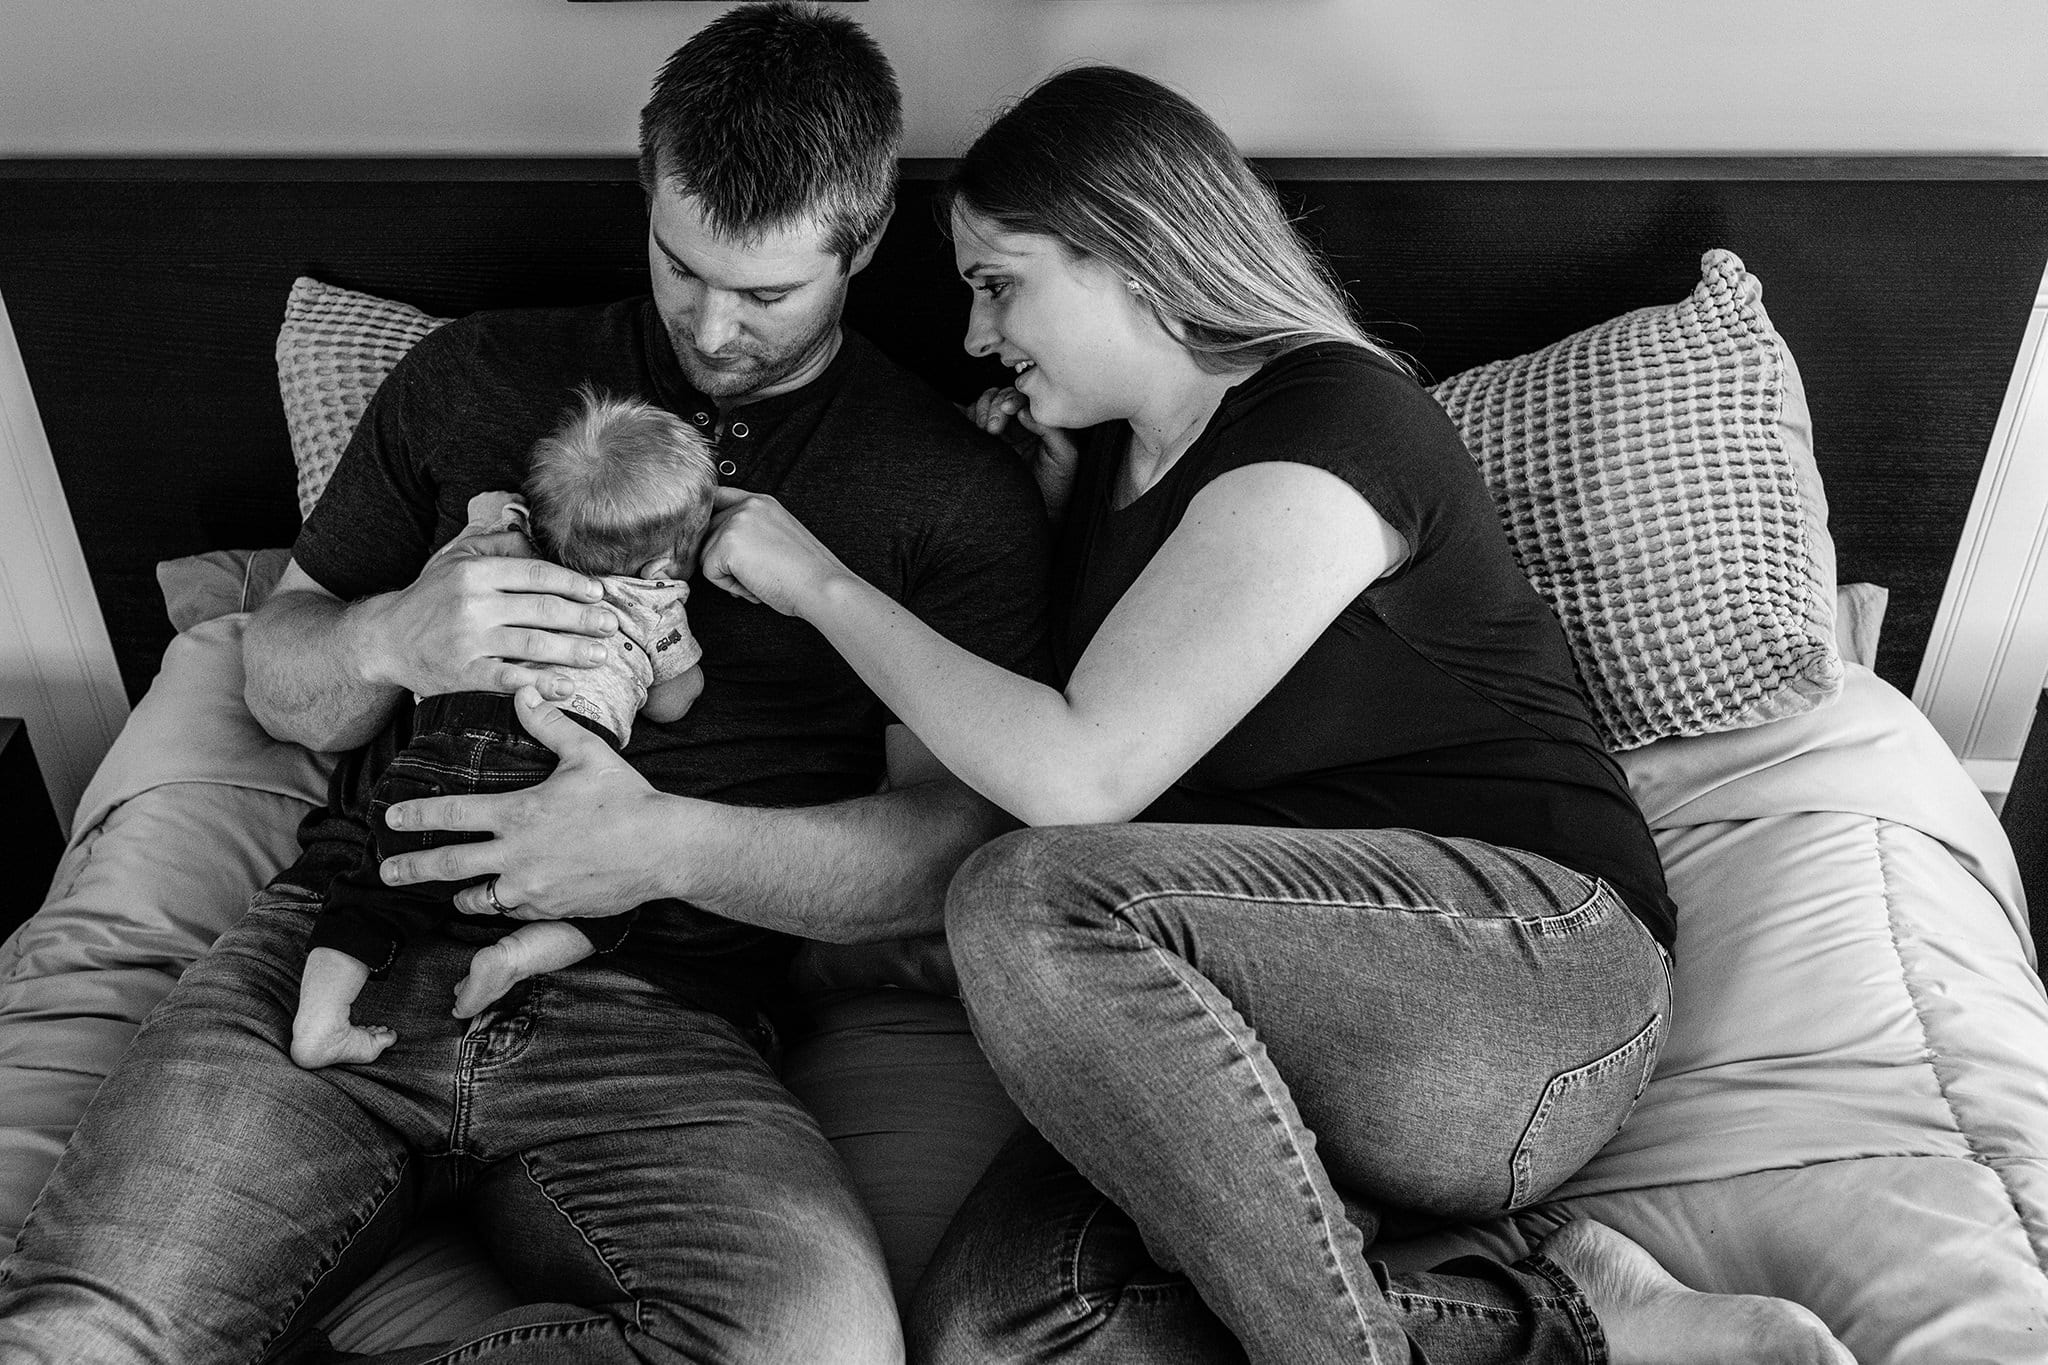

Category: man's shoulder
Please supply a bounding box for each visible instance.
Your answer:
[832,331,1013,469]
[386,297,661,439]
[436,296,652,374]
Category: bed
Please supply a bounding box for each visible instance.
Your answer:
[3,157,2048,1360]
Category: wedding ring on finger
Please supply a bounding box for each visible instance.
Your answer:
[484,877,512,915]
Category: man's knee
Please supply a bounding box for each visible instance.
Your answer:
[636,1228,902,1365]
[911,1210,1211,1365]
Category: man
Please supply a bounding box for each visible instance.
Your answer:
[0,5,1049,1361]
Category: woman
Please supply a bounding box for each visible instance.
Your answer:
[703,66,1854,1365]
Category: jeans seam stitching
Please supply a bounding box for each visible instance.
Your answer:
[1065,1197,1110,1320]
[256,1157,414,1364]
[1115,913,1388,1364]
[413,1311,610,1363]
[1509,1011,1662,1208]
[1522,1246,1610,1364]
[1382,1290,1525,1322]
[1111,879,1614,927]
[514,1149,642,1317]
[1522,879,1610,936]
[1122,886,1449,916]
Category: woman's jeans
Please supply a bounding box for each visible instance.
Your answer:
[911,823,1671,1365]
[0,889,900,1364]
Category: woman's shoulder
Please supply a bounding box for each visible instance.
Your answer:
[1219,341,1441,432]
[1193,341,1494,549]
[1211,341,1461,457]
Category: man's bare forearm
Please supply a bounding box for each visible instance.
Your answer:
[244,587,403,753]
[667,776,1012,942]
[248,551,620,754]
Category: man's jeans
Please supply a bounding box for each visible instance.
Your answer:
[911,823,1671,1365]
[0,888,900,1364]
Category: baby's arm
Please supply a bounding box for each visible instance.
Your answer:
[641,665,704,724]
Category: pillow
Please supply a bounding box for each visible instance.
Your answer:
[1834,581,1887,671]
[1429,250,1841,751]
[156,547,295,632]
[276,277,451,518]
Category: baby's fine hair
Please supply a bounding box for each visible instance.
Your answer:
[524,388,720,578]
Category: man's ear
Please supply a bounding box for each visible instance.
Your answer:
[846,204,895,278]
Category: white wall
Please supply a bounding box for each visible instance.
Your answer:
[2,0,2044,159]
[1917,265,2048,803]
[6,0,2048,817]
[0,300,129,826]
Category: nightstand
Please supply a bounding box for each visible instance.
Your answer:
[2002,690,2048,979]
[1,718,65,939]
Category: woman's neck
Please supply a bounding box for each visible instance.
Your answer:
[1119,365,1255,506]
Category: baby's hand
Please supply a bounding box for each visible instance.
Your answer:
[641,665,705,724]
[968,386,1080,519]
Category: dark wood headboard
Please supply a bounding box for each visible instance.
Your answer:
[4,157,2046,701]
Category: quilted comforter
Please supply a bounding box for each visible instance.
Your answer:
[2,612,2044,1360]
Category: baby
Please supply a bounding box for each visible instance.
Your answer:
[291,387,719,1069]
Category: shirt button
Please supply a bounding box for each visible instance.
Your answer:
[729,421,750,438]
[717,459,738,477]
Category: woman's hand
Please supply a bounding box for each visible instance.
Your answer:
[380,687,679,919]
[969,386,1080,520]
[698,487,857,617]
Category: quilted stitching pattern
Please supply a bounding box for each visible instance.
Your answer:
[1430,250,1840,750]
[275,277,451,519]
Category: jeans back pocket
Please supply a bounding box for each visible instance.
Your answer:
[1508,1013,1661,1209]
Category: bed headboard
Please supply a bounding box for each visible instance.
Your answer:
[4,157,2046,702]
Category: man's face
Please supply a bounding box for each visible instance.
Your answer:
[646,179,860,404]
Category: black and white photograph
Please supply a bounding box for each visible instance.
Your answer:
[1,3,2044,1360]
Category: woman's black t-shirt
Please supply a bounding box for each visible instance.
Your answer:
[1055,342,1677,949]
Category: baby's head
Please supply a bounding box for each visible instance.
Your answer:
[525,387,719,580]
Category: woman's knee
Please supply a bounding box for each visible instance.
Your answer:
[946,826,1073,977]
[945,824,1145,977]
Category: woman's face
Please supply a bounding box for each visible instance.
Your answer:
[951,207,1161,432]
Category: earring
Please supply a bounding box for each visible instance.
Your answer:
[1125,277,1144,294]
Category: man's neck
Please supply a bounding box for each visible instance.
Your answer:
[725,327,846,410]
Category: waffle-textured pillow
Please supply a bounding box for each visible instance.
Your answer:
[276,277,451,518]
[1429,249,1841,751]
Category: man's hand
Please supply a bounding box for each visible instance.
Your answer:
[360,550,617,702]
[380,687,682,919]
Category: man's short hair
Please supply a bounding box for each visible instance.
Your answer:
[639,1,901,268]
[525,388,719,579]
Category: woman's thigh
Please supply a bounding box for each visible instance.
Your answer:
[946,822,1669,1216]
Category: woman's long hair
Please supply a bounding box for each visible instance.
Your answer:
[942,65,1407,375]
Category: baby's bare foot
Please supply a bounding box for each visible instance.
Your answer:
[289,1014,397,1070]
[1541,1219,1855,1365]
[452,940,525,1019]
[453,921,594,1019]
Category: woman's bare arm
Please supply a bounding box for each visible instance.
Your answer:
[701,461,1402,826]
